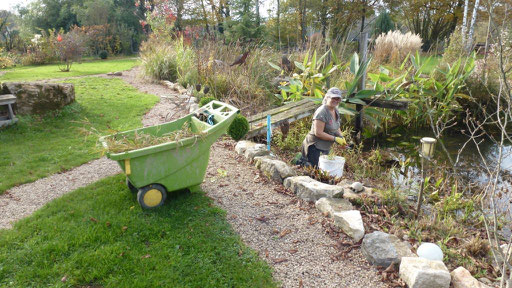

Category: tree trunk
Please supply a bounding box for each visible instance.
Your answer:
[176,0,185,32]
[467,0,480,52]
[200,0,210,35]
[320,0,327,39]
[360,0,366,34]
[256,0,260,26]
[298,0,307,45]
[462,0,468,45]
[277,0,281,49]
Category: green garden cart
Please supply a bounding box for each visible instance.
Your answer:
[99,100,239,209]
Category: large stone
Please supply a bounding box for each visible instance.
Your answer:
[361,231,415,267]
[244,144,269,160]
[333,210,365,242]
[235,140,257,155]
[399,257,451,288]
[451,267,490,288]
[283,176,344,202]
[315,197,354,217]
[254,156,296,183]
[2,82,75,115]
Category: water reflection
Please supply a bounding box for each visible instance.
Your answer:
[377,130,512,219]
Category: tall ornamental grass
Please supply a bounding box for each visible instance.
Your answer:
[373,31,422,64]
[140,36,197,86]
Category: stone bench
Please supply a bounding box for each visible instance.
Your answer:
[0,94,18,128]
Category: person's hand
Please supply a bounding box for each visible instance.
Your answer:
[334,136,347,146]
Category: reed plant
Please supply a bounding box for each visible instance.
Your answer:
[374,31,422,65]
[140,36,197,86]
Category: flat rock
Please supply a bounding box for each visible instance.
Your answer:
[333,210,365,242]
[361,231,415,267]
[315,197,353,217]
[254,156,296,183]
[451,267,490,288]
[399,257,451,288]
[283,176,344,202]
[244,144,269,160]
[235,141,257,155]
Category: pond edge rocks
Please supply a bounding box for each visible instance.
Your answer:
[361,231,416,267]
[234,140,494,288]
[399,257,451,288]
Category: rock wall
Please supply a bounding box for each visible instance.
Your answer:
[2,82,75,115]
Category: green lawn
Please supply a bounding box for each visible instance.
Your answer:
[0,175,277,287]
[0,77,159,193]
[0,58,138,81]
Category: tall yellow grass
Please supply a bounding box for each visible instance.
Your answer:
[373,31,423,64]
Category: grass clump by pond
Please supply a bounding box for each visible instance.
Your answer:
[0,77,158,193]
[0,174,277,287]
[0,58,138,81]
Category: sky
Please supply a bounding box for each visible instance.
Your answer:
[0,0,33,11]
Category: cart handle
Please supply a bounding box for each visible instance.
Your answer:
[201,100,239,119]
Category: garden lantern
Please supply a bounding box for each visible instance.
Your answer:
[416,137,437,218]
[420,137,437,159]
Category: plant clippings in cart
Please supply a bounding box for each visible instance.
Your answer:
[103,122,203,153]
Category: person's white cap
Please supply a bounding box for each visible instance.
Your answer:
[325,87,344,99]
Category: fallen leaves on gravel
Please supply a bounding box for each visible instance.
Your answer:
[273,258,288,264]
[378,263,406,287]
[279,229,292,238]
[288,249,298,254]
[255,215,269,222]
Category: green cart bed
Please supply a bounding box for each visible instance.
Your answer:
[99,100,239,209]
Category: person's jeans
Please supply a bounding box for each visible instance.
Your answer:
[307,145,329,168]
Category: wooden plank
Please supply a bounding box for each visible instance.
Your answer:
[361,98,410,111]
[0,118,18,128]
[247,98,313,123]
[246,101,319,138]
[0,94,16,105]
[249,101,318,129]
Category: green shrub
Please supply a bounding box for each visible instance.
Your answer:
[99,50,108,59]
[199,96,216,107]
[228,114,249,141]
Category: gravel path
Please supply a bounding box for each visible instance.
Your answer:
[204,141,385,288]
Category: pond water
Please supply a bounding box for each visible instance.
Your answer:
[374,128,512,224]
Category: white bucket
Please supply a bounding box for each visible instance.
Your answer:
[318,155,345,177]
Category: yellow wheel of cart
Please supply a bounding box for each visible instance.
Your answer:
[137,184,167,209]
